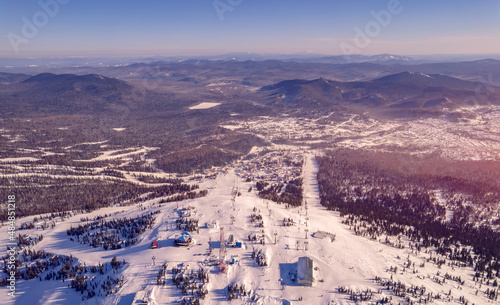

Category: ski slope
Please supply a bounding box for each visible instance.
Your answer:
[0,153,491,305]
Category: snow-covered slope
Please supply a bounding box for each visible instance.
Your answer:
[0,153,493,304]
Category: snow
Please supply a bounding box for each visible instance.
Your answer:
[0,157,40,163]
[220,125,239,131]
[0,153,492,304]
[64,141,109,149]
[13,279,86,305]
[434,190,453,223]
[189,102,221,110]
[222,107,500,161]
[74,146,158,162]
[207,81,232,87]
[410,72,431,78]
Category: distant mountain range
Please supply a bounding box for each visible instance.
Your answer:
[1,59,499,119]
[3,56,500,84]
[289,53,417,65]
[261,72,500,110]
[1,58,499,174]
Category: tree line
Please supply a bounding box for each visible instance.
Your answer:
[317,149,500,282]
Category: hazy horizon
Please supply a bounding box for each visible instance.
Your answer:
[1,0,499,58]
[1,51,500,60]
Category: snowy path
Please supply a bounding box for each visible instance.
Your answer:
[296,154,393,303]
[302,154,322,208]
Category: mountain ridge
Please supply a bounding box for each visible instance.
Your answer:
[260,72,500,110]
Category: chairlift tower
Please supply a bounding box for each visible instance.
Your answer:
[219,227,227,273]
[209,237,213,256]
[231,182,238,211]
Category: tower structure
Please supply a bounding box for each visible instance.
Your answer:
[219,227,227,273]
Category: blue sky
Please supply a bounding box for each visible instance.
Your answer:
[0,0,499,57]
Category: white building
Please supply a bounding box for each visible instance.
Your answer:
[297,256,313,287]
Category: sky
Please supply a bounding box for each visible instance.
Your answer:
[0,0,499,58]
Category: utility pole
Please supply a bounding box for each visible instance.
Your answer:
[274,232,277,244]
[305,229,309,239]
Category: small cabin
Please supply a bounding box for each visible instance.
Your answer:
[151,241,158,249]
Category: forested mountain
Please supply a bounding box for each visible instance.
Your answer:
[261,72,500,109]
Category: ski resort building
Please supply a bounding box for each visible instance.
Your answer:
[297,256,313,286]
[174,232,192,246]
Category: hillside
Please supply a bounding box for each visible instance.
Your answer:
[0,73,133,117]
[0,72,31,84]
[260,72,500,112]
[0,153,496,304]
